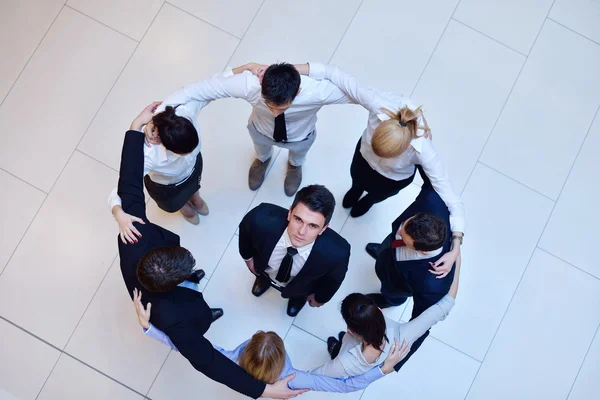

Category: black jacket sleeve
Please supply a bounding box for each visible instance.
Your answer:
[313,245,350,304]
[238,207,258,260]
[167,320,265,398]
[117,130,148,222]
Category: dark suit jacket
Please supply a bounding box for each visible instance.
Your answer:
[375,175,455,319]
[239,203,350,304]
[117,131,264,399]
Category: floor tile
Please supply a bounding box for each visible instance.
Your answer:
[0,0,64,102]
[480,20,600,200]
[330,0,459,95]
[148,350,246,400]
[37,354,143,400]
[412,20,524,193]
[0,7,136,192]
[67,0,164,41]
[467,250,600,400]
[65,260,171,394]
[549,0,600,44]
[293,184,420,341]
[201,240,294,349]
[0,152,119,348]
[400,164,554,360]
[228,0,362,67]
[361,337,479,400]
[539,114,600,278]
[283,326,363,400]
[246,105,367,233]
[145,99,261,277]
[568,326,600,400]
[453,0,554,54]
[169,0,264,38]
[0,319,60,400]
[77,3,239,171]
[0,170,45,274]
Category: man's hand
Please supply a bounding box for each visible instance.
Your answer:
[429,247,459,279]
[381,338,410,374]
[245,258,258,275]
[419,109,432,139]
[130,101,162,131]
[307,294,324,308]
[262,373,308,399]
[133,288,151,330]
[112,205,145,244]
[247,62,268,79]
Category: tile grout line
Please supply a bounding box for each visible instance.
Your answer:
[536,247,600,282]
[476,161,556,202]
[326,0,365,63]
[290,324,327,344]
[65,4,141,43]
[0,5,64,109]
[34,353,64,400]
[428,335,483,365]
[409,0,463,98]
[547,17,600,48]
[451,18,528,57]
[222,0,266,69]
[165,1,242,40]
[565,321,600,399]
[145,349,172,397]
[0,167,48,194]
[75,149,119,173]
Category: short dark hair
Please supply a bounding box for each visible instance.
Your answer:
[291,184,335,225]
[152,105,199,154]
[404,212,447,251]
[261,63,301,106]
[341,293,388,351]
[136,246,195,292]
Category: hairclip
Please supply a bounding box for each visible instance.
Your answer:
[398,120,407,127]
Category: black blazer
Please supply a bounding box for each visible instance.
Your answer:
[375,174,455,319]
[239,203,350,304]
[117,131,264,399]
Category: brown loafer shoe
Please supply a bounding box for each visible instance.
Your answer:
[191,197,209,216]
[249,158,271,191]
[284,163,302,197]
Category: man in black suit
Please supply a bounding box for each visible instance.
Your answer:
[239,185,351,317]
[365,167,462,370]
[117,104,304,399]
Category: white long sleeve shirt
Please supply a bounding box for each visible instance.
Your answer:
[265,229,314,287]
[309,62,465,233]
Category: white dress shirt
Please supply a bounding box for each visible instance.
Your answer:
[309,62,465,233]
[265,229,314,287]
[156,67,353,142]
[395,223,443,261]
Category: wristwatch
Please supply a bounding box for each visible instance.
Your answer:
[451,235,463,246]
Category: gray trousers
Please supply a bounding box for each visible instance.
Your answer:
[247,122,317,167]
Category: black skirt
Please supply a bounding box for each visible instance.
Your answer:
[144,152,203,213]
[350,139,415,199]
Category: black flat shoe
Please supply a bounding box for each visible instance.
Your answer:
[287,298,306,317]
[251,276,270,297]
[327,337,339,357]
[365,243,380,260]
[210,308,224,322]
[366,293,395,309]
[342,187,363,209]
[350,197,375,217]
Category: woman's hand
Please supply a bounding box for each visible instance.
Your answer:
[429,247,459,279]
[381,338,410,374]
[112,205,145,244]
[130,101,162,131]
[133,288,151,330]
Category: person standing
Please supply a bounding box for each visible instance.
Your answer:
[239,185,350,317]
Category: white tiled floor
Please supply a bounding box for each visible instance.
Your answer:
[1,1,599,399]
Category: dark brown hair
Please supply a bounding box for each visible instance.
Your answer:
[341,293,388,351]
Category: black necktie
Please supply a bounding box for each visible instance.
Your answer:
[275,246,298,283]
[273,113,287,142]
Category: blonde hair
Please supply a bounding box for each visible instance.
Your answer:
[238,331,286,384]
[371,106,429,158]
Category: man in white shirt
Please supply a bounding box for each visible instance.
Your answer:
[157,62,352,196]
[238,185,350,317]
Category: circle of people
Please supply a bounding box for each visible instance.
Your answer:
[113,61,464,399]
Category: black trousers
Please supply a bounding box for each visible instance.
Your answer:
[349,139,416,204]
[144,152,203,213]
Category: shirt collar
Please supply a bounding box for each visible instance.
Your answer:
[396,223,443,256]
[156,144,181,163]
[283,229,315,260]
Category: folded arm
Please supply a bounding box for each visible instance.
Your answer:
[288,366,383,393]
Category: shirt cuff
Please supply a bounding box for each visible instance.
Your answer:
[449,215,465,235]
[221,67,235,78]
[308,62,326,80]
[243,257,254,262]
